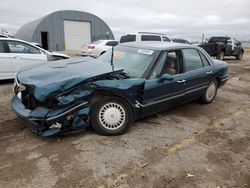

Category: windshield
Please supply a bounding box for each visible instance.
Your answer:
[97,46,158,78]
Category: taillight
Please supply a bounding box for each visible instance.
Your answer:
[88,45,96,49]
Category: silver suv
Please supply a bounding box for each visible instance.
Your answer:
[120,32,171,43]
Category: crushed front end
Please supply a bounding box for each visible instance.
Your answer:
[12,78,91,137]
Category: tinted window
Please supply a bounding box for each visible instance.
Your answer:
[120,35,136,43]
[173,39,190,44]
[199,51,210,67]
[0,41,5,53]
[141,35,161,41]
[162,36,170,42]
[7,41,41,54]
[182,49,204,72]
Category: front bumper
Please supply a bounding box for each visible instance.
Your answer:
[11,95,90,136]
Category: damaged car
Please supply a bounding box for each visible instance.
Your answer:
[11,41,228,137]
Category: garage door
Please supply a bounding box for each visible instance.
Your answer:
[64,20,91,50]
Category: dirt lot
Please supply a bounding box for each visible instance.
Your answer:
[0,53,250,188]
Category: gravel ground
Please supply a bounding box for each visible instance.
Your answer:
[0,53,250,188]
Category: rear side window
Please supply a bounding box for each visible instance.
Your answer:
[141,35,161,41]
[0,41,5,53]
[199,51,210,66]
[120,35,136,43]
[182,49,204,72]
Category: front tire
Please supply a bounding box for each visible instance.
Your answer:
[201,80,218,104]
[90,97,133,136]
[236,51,243,60]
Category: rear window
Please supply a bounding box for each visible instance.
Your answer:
[0,41,5,53]
[162,36,171,42]
[120,35,136,43]
[141,35,161,41]
[208,37,229,44]
[91,40,102,45]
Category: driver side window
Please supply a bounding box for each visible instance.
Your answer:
[6,41,40,54]
[149,50,182,79]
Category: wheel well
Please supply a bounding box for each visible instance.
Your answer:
[215,77,220,87]
[89,91,135,114]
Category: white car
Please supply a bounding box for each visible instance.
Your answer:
[81,40,117,58]
[0,38,70,80]
[120,32,171,43]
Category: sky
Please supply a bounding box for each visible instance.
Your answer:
[1,0,250,41]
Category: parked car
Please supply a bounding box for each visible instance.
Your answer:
[30,42,43,48]
[199,36,244,60]
[0,34,8,38]
[0,38,70,80]
[172,38,191,44]
[81,40,117,58]
[120,32,171,43]
[11,41,228,137]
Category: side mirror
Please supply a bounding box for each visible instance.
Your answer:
[158,74,174,83]
[106,41,119,47]
[237,41,241,45]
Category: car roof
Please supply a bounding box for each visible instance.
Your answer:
[0,37,27,42]
[122,32,167,36]
[119,41,197,50]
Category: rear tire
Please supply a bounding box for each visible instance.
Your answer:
[217,51,224,60]
[236,51,243,60]
[90,96,133,136]
[201,80,218,104]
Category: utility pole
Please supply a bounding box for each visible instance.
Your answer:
[202,33,205,44]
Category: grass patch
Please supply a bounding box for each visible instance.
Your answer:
[244,48,250,53]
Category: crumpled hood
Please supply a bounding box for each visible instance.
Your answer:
[17,57,121,101]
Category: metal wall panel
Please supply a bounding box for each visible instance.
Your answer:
[15,10,114,51]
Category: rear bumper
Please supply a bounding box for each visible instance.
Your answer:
[11,95,89,135]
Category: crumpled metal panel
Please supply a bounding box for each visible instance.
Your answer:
[17,57,122,101]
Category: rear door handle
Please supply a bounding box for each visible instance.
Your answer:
[206,71,213,74]
[177,80,186,83]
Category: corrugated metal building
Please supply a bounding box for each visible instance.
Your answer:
[15,10,114,51]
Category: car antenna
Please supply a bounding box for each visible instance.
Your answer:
[106,41,118,71]
[111,45,115,71]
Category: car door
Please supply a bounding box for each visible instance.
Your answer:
[141,50,186,116]
[0,40,13,80]
[232,38,241,56]
[182,48,214,100]
[6,40,47,75]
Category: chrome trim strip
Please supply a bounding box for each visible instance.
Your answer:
[143,85,207,107]
[221,77,228,82]
[46,102,88,122]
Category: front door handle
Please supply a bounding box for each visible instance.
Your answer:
[206,71,213,74]
[177,80,186,83]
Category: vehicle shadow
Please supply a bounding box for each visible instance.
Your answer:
[0,79,14,85]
